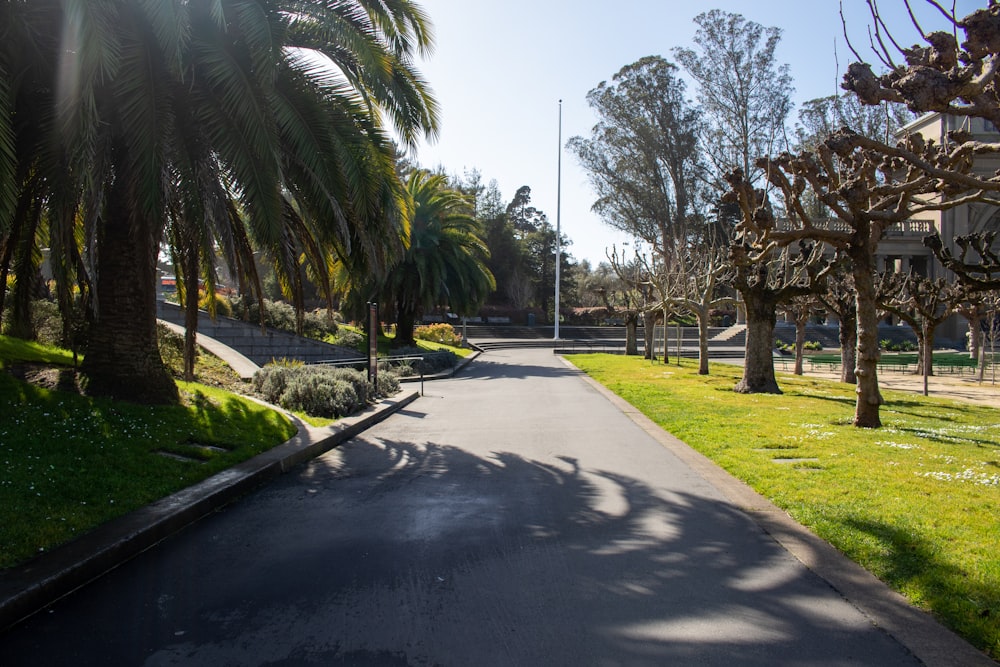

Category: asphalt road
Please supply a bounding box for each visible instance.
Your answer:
[1,348,932,665]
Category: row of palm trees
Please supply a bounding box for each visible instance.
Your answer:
[0,0,491,403]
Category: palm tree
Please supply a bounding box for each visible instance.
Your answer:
[383,170,495,347]
[3,0,438,403]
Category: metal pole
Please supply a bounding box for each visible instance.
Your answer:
[554,99,562,341]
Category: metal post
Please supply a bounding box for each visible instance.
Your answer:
[554,99,562,341]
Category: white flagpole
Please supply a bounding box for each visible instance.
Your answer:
[555,99,562,341]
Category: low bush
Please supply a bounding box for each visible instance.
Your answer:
[881,338,918,352]
[414,323,462,346]
[253,363,399,419]
[389,346,458,376]
[333,329,365,350]
[157,324,187,369]
[230,297,340,340]
[804,340,823,351]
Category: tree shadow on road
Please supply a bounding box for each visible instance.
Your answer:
[278,436,922,666]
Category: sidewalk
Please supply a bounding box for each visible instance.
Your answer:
[802,366,1000,406]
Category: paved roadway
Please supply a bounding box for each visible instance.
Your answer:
[0,348,962,665]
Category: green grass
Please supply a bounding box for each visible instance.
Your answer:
[0,335,77,367]
[570,354,1000,659]
[337,323,474,358]
[0,335,297,569]
[808,350,997,371]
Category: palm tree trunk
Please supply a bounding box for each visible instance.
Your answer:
[182,246,199,382]
[395,301,417,348]
[80,183,178,404]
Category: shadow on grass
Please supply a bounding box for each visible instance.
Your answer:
[843,516,998,656]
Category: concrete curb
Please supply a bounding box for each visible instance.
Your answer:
[0,390,419,632]
[557,355,997,667]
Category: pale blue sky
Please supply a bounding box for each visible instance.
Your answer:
[411,1,982,265]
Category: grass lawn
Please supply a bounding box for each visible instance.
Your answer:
[570,353,1000,660]
[336,323,474,358]
[0,336,297,570]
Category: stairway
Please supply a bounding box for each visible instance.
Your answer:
[156,301,360,367]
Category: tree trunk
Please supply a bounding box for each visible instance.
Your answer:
[661,305,670,364]
[735,291,781,394]
[914,328,928,377]
[839,310,858,384]
[182,247,200,382]
[851,251,882,428]
[80,183,178,404]
[697,310,710,375]
[395,301,417,348]
[921,320,936,389]
[642,310,655,360]
[625,312,638,356]
[968,312,982,360]
[794,318,806,375]
[5,210,42,341]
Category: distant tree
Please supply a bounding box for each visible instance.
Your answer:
[781,295,822,376]
[817,261,859,384]
[653,243,734,374]
[794,93,913,151]
[383,171,495,347]
[878,271,960,392]
[674,10,793,189]
[569,56,704,252]
[606,246,649,356]
[506,186,547,239]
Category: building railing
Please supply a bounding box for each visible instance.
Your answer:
[774,217,934,235]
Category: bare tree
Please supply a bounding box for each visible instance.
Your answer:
[818,261,859,384]
[843,2,1000,290]
[674,10,793,189]
[605,246,649,357]
[650,244,734,374]
[925,232,1000,291]
[725,121,991,426]
[878,271,961,394]
[781,295,822,376]
[723,204,831,395]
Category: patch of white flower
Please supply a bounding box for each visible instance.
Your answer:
[877,441,920,450]
[919,468,1000,487]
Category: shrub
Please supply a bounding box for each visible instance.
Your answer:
[252,363,400,418]
[279,373,358,418]
[804,340,823,351]
[230,297,296,333]
[389,346,458,375]
[157,324,187,370]
[333,329,365,350]
[414,323,462,346]
[302,309,339,340]
[253,364,297,402]
[375,368,401,396]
